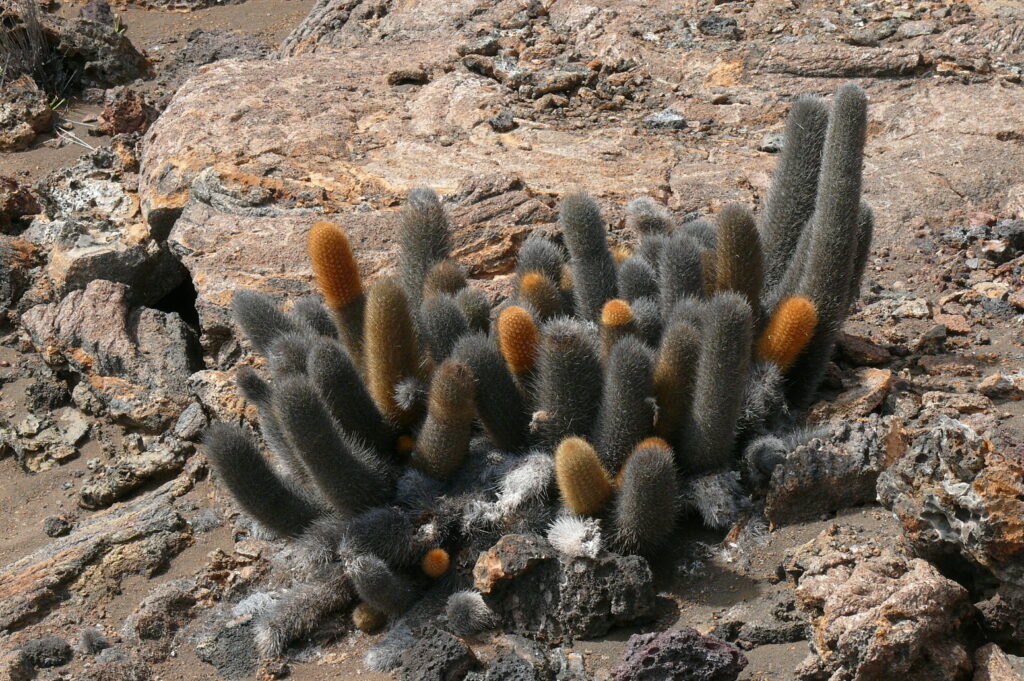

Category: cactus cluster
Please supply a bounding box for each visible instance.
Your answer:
[203,83,872,660]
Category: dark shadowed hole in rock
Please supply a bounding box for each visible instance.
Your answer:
[153,275,200,330]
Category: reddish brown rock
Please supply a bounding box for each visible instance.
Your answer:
[836,332,893,366]
[810,368,893,420]
[0,177,40,233]
[95,87,159,136]
[878,418,1024,587]
[973,644,1024,681]
[20,281,202,431]
[934,313,972,334]
[793,527,973,681]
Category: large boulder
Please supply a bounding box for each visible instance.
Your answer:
[21,280,202,431]
[791,526,974,681]
[877,417,1024,588]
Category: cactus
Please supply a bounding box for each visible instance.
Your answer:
[412,360,475,480]
[757,296,817,371]
[613,439,677,554]
[202,84,876,654]
[365,277,423,426]
[202,424,320,537]
[518,272,563,321]
[497,305,540,380]
[420,295,469,363]
[653,321,699,442]
[398,187,451,308]
[554,437,613,516]
[423,259,467,300]
[353,603,387,633]
[536,319,603,444]
[308,221,366,364]
[599,299,635,361]
[559,192,618,321]
[594,336,655,472]
[452,333,530,452]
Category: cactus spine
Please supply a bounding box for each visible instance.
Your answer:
[757,296,817,371]
[555,437,613,515]
[308,221,366,366]
[365,277,423,426]
[413,360,476,480]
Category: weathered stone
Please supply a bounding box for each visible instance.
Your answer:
[793,528,973,681]
[21,281,201,430]
[0,235,43,318]
[399,626,477,681]
[95,87,159,136]
[766,416,906,527]
[757,44,922,77]
[0,481,192,633]
[0,177,40,233]
[836,332,893,366]
[921,391,994,416]
[977,584,1024,655]
[808,367,893,420]
[878,418,1024,587]
[934,313,973,334]
[474,534,656,641]
[79,437,194,509]
[973,644,1024,681]
[710,590,808,649]
[0,75,53,152]
[194,615,258,680]
[0,650,32,681]
[610,627,747,681]
[21,636,72,668]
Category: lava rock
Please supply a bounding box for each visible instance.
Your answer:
[95,87,159,136]
[973,643,1024,681]
[697,15,742,39]
[643,108,688,130]
[122,578,197,642]
[488,108,516,132]
[765,415,906,527]
[610,627,747,681]
[194,616,258,680]
[43,515,74,537]
[21,636,72,668]
[710,591,808,649]
[399,626,477,681]
[977,584,1024,656]
[793,528,973,681]
[79,0,114,27]
[474,534,656,641]
[0,76,53,152]
[878,417,1024,587]
[0,177,41,233]
[0,235,43,316]
[21,281,202,431]
[79,436,193,509]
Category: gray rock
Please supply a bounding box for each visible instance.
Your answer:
[710,591,808,649]
[473,534,656,641]
[123,578,196,642]
[79,437,193,509]
[697,15,742,39]
[21,281,202,431]
[195,616,258,680]
[896,19,939,39]
[172,403,208,441]
[0,76,53,152]
[43,515,74,538]
[21,636,72,668]
[610,628,748,681]
[977,584,1024,656]
[643,108,688,130]
[878,417,1024,587]
[399,626,477,681]
[765,415,902,527]
[758,131,784,153]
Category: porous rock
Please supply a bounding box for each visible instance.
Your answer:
[473,534,656,641]
[877,417,1024,587]
[977,584,1024,655]
[710,590,808,649]
[21,636,72,668]
[95,87,159,136]
[398,626,477,681]
[21,280,201,430]
[194,615,258,680]
[0,177,41,233]
[973,644,1024,681]
[609,627,748,681]
[765,415,906,527]
[793,527,973,681]
[0,75,53,152]
[79,437,194,509]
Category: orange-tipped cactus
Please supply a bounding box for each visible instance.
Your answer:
[612,245,632,265]
[365,277,422,426]
[600,299,634,359]
[498,306,540,376]
[519,272,562,321]
[353,603,386,633]
[757,296,817,371]
[555,437,613,516]
[308,221,366,363]
[421,548,450,578]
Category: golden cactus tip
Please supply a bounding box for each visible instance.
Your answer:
[308,221,363,308]
[757,296,818,371]
[555,436,613,516]
[421,548,450,578]
[519,272,562,320]
[498,305,540,376]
